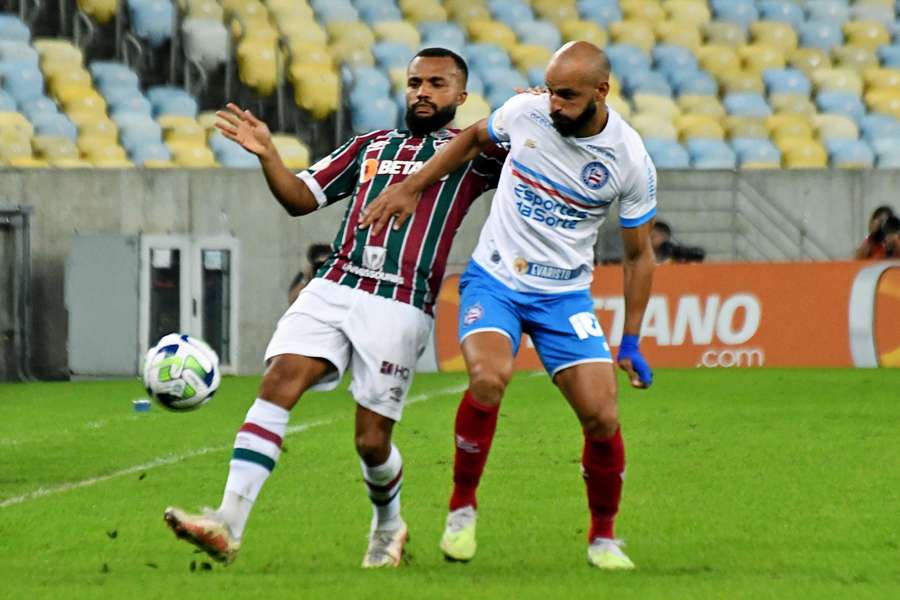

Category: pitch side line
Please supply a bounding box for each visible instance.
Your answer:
[0,382,470,509]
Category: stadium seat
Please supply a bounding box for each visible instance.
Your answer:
[358,2,403,24]
[0,14,31,43]
[781,138,828,167]
[351,96,399,133]
[467,43,512,74]
[653,44,698,74]
[31,135,79,161]
[832,45,878,74]
[467,20,517,52]
[721,71,765,94]
[702,21,747,47]
[373,21,421,50]
[864,67,900,93]
[686,138,737,168]
[609,20,656,53]
[445,1,489,22]
[620,0,666,23]
[670,70,719,97]
[797,20,844,51]
[558,20,607,47]
[129,141,171,165]
[514,21,562,52]
[454,92,491,128]
[731,137,781,168]
[664,0,711,26]
[159,115,206,145]
[634,94,680,119]
[711,0,759,31]
[31,112,78,141]
[769,92,817,115]
[812,68,864,96]
[483,67,528,100]
[607,94,632,119]
[181,19,229,71]
[293,67,339,119]
[419,22,467,51]
[120,120,164,154]
[860,113,900,140]
[2,65,44,103]
[399,0,446,22]
[768,113,815,142]
[236,39,277,97]
[489,0,534,27]
[630,112,678,141]
[878,45,900,68]
[510,45,552,72]
[764,68,812,96]
[789,48,832,77]
[678,95,727,120]
[128,0,175,47]
[623,71,673,97]
[757,1,804,28]
[828,138,875,168]
[677,114,725,141]
[724,93,772,117]
[739,44,786,73]
[812,113,860,140]
[532,0,579,25]
[750,21,799,55]
[643,138,690,168]
[270,133,310,170]
[167,142,217,167]
[0,41,38,64]
[577,0,623,27]
[805,1,849,24]
[606,44,652,75]
[816,91,866,122]
[724,115,769,139]
[843,20,890,51]
[696,45,741,79]
[655,21,702,51]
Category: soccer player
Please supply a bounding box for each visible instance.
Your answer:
[360,42,655,569]
[163,48,505,568]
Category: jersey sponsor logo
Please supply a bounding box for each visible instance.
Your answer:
[360,158,378,183]
[463,302,484,325]
[380,360,411,381]
[513,183,588,230]
[341,262,404,285]
[362,245,387,271]
[527,110,554,130]
[517,260,584,281]
[581,161,610,190]
[360,159,449,182]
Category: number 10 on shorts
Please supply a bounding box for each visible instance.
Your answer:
[569,312,604,340]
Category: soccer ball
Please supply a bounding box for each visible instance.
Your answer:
[143,333,221,411]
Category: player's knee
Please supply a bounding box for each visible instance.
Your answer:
[355,429,391,465]
[582,405,619,439]
[468,361,512,405]
[258,359,304,409]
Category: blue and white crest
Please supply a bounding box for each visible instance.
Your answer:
[580,161,610,190]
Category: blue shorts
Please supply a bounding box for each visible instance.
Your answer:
[458,261,612,377]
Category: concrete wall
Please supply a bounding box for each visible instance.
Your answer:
[3,168,897,378]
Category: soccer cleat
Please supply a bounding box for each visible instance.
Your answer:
[164,506,240,565]
[587,538,635,570]
[440,506,477,562]
[362,522,409,568]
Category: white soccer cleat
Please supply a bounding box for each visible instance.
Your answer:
[587,537,635,570]
[362,521,409,568]
[440,506,477,562]
[164,506,240,565]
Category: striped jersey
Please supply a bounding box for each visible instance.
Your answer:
[297,128,506,316]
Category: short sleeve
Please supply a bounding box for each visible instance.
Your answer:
[469,142,508,192]
[296,133,376,208]
[619,151,658,228]
[486,93,537,145]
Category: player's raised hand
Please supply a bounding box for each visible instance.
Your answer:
[616,334,653,389]
[358,182,420,236]
[215,103,272,156]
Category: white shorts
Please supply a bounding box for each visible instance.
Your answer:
[264,278,433,421]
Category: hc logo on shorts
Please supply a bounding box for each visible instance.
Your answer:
[581,161,610,190]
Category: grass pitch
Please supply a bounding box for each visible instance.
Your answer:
[1,369,899,599]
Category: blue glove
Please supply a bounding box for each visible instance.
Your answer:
[617,334,653,389]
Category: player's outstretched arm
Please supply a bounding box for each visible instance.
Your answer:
[215,103,318,216]
[618,222,656,389]
[359,118,494,236]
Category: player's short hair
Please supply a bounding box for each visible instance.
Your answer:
[412,47,468,84]
[872,205,894,221]
[883,216,900,235]
[306,243,332,271]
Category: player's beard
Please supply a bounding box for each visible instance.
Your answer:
[551,101,598,137]
[405,101,457,137]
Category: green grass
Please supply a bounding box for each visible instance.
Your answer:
[1,369,899,599]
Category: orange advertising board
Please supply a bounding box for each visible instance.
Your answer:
[433,261,900,370]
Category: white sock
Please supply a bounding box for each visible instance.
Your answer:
[219,398,289,539]
[361,444,404,532]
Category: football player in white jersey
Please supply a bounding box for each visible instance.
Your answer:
[361,41,655,569]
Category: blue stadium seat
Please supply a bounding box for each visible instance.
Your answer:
[0,41,38,65]
[1,65,43,103]
[120,119,163,153]
[154,94,198,118]
[466,44,512,74]
[513,22,561,52]
[0,14,31,43]
[878,45,900,68]
[467,71,485,96]
[804,1,849,24]
[20,96,58,120]
[358,3,403,24]
[652,45,699,74]
[577,0,623,26]
[711,0,759,31]
[644,139,690,169]
[670,70,719,96]
[731,138,782,166]
[869,135,900,158]
[723,93,772,117]
[686,139,738,168]
[606,44,652,76]
[351,96,399,133]
[0,88,15,111]
[797,21,844,51]
[127,0,175,48]
[101,85,144,107]
[763,69,811,96]
[419,22,467,52]
[314,1,359,24]
[484,67,528,97]
[816,91,866,122]
[91,62,141,89]
[130,142,171,165]
[110,94,154,117]
[623,70,672,97]
[216,143,259,168]
[31,112,77,142]
[827,139,875,167]
[349,66,391,97]
[758,1,805,28]
[877,151,900,167]
[373,42,414,69]
[489,0,534,27]
[528,66,545,88]
[860,114,900,140]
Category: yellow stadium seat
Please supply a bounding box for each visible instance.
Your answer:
[401,0,447,23]
[53,83,95,104]
[721,70,765,94]
[329,42,374,68]
[0,138,32,161]
[446,2,487,22]
[782,139,827,168]
[677,114,725,141]
[768,114,815,141]
[629,112,678,140]
[0,111,35,138]
[78,136,127,161]
[159,116,206,145]
[50,157,92,167]
[663,0,711,26]
[739,44,785,73]
[696,45,741,79]
[326,21,375,49]
[184,0,225,20]
[78,116,118,141]
[703,21,746,47]
[831,45,878,74]
[811,68,863,95]
[789,48,832,77]
[467,20,517,51]
[230,16,278,43]
[454,92,491,129]
[769,93,817,116]
[266,0,311,18]
[558,20,607,47]
[293,67,339,119]
[741,160,781,170]
[47,68,92,96]
[272,134,310,170]
[196,111,219,132]
[749,21,798,55]
[621,0,666,23]
[167,142,218,167]
[77,0,118,24]
[633,93,680,119]
[677,95,726,121]
[655,21,702,50]
[281,20,328,45]
[510,45,553,71]
[236,39,277,96]
[532,1,579,24]
[724,116,768,139]
[33,39,84,64]
[373,21,420,50]
[32,135,79,160]
[813,114,859,140]
[141,159,175,168]
[388,66,406,92]
[93,158,134,168]
[286,42,332,70]
[61,90,108,114]
[865,89,900,119]
[8,156,49,167]
[843,20,890,51]
[606,94,632,119]
[609,20,656,53]
[864,67,900,92]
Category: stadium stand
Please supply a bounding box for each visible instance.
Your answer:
[1,1,900,169]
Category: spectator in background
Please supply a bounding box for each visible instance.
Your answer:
[855,206,895,260]
[884,216,900,258]
[651,220,705,264]
[288,243,332,304]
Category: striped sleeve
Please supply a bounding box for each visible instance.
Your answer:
[296,131,382,208]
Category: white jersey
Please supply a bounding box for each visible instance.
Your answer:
[472,93,657,293]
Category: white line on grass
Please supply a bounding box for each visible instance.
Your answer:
[0,380,471,509]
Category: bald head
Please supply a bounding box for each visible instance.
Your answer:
[544,41,611,137]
